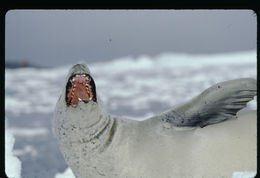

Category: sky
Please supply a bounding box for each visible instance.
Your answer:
[5,10,256,67]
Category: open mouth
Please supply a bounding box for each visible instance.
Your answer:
[66,73,97,106]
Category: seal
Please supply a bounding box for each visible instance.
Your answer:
[53,64,257,178]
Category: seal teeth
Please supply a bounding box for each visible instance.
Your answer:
[86,87,90,93]
[66,73,97,106]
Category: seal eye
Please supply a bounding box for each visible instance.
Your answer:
[66,73,97,106]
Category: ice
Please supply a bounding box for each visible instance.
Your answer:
[9,127,48,137]
[13,145,38,157]
[5,51,256,117]
[232,171,256,178]
[5,120,22,178]
[55,168,75,178]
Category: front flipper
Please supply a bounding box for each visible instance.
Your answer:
[155,78,256,128]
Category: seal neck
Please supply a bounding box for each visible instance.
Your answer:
[84,114,117,153]
[60,101,116,153]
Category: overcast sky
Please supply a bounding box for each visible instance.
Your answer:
[5,10,256,67]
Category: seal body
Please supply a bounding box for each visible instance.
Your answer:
[53,64,256,178]
[121,110,256,178]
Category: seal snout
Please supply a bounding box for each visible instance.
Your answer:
[71,64,89,72]
[66,73,97,107]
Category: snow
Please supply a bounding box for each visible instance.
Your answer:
[5,51,256,118]
[55,168,75,178]
[232,171,256,178]
[13,145,38,157]
[5,120,22,178]
[9,127,48,137]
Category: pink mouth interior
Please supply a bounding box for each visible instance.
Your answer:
[66,74,96,106]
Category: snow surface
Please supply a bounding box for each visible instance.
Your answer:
[5,120,22,178]
[5,51,256,118]
[232,171,257,178]
[5,51,257,178]
[55,168,75,178]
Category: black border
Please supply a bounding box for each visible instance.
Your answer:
[1,2,259,178]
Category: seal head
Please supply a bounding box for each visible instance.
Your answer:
[65,64,97,106]
[53,64,117,178]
